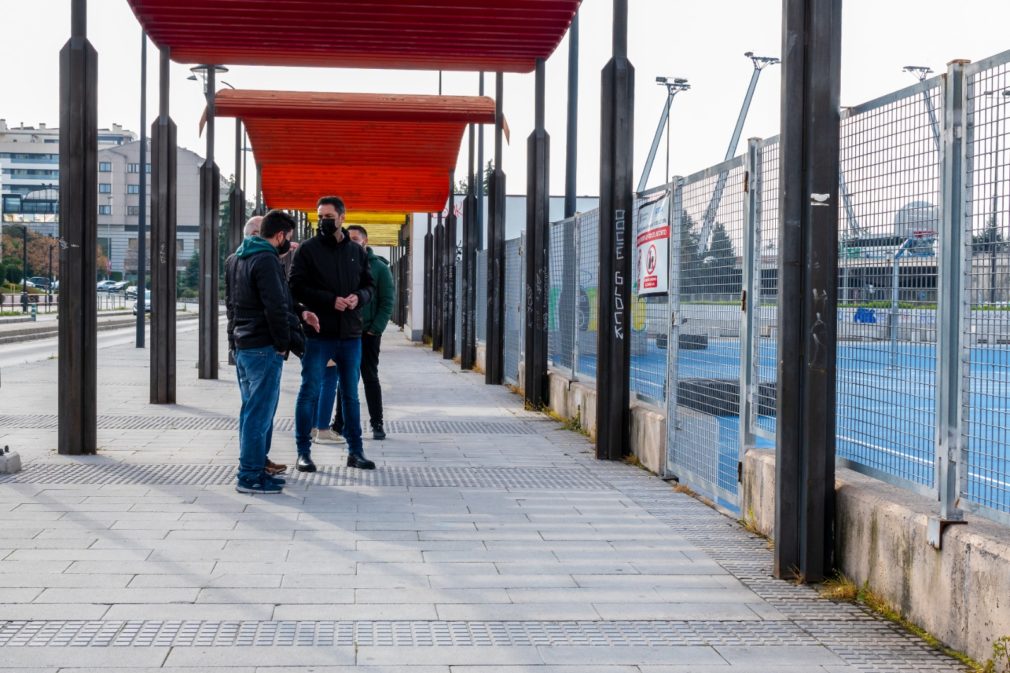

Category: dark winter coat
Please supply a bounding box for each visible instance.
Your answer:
[226,236,300,354]
[362,247,394,335]
[289,229,374,340]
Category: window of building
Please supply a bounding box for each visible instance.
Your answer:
[127,206,140,216]
[99,183,112,194]
[99,161,112,172]
[127,163,140,173]
[127,184,140,194]
[145,163,152,174]
[99,205,112,215]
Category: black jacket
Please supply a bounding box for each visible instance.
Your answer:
[289,229,374,339]
[226,238,301,354]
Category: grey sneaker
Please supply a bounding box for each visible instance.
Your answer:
[311,427,346,445]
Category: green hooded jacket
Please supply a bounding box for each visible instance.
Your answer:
[362,247,394,335]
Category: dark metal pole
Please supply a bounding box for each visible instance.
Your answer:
[423,215,433,341]
[461,117,477,370]
[597,0,634,460]
[524,58,550,408]
[433,211,444,351]
[443,172,457,360]
[198,66,221,379]
[774,0,842,583]
[230,119,244,255]
[58,0,98,454]
[561,13,580,372]
[486,71,507,385]
[150,45,177,404]
[137,29,147,347]
[477,72,485,251]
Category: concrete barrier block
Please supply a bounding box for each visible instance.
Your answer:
[630,401,665,474]
[0,450,22,474]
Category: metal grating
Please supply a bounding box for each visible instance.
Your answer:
[503,236,523,385]
[0,464,609,489]
[0,619,815,648]
[0,415,540,436]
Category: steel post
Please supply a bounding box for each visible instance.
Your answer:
[423,215,433,341]
[137,30,147,348]
[58,0,98,455]
[150,46,177,404]
[931,59,969,546]
[524,58,550,408]
[461,121,478,370]
[774,0,842,582]
[486,72,507,384]
[477,73,485,251]
[560,15,579,374]
[597,0,635,460]
[443,174,457,360]
[197,66,221,380]
[739,139,762,462]
[229,119,244,255]
[433,213,444,351]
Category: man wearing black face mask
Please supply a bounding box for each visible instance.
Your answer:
[226,210,320,494]
[289,195,375,472]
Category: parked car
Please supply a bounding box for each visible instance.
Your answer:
[125,285,138,299]
[96,280,117,292]
[28,276,51,290]
[110,281,130,293]
[132,290,152,315]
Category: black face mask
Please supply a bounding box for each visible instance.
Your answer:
[277,237,291,255]
[319,217,338,236]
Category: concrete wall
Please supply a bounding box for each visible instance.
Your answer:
[546,369,665,474]
[742,449,1010,665]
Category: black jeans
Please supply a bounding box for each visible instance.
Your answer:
[333,333,383,431]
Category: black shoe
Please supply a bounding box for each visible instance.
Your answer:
[264,472,286,485]
[346,454,376,470]
[372,423,386,441]
[296,455,317,473]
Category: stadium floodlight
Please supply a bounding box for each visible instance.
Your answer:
[637,77,691,192]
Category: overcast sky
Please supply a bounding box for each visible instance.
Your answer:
[2,1,1010,201]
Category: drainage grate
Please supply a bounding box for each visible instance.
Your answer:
[0,619,812,648]
[0,463,607,490]
[0,415,541,435]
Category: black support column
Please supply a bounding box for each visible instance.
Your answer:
[198,66,221,380]
[423,215,433,342]
[774,0,842,583]
[137,29,147,348]
[524,58,550,408]
[229,119,245,255]
[597,0,635,460]
[432,212,444,351]
[150,46,177,404]
[58,0,98,455]
[486,72,507,385]
[443,174,457,360]
[461,119,478,370]
[560,12,579,371]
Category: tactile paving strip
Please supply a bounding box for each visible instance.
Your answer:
[0,415,541,435]
[0,619,813,648]
[0,463,608,490]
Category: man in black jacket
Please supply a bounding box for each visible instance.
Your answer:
[226,210,319,494]
[290,195,375,472]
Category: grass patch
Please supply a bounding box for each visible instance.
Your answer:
[818,573,858,602]
[739,508,764,538]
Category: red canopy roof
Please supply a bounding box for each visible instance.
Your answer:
[211,90,498,213]
[127,0,581,73]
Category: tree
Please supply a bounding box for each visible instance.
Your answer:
[182,250,200,295]
[703,222,738,294]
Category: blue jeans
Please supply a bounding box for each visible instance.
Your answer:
[316,364,340,430]
[295,337,363,457]
[235,346,284,483]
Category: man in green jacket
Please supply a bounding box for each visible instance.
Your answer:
[325,225,395,440]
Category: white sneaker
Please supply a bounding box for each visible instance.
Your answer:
[311,428,346,445]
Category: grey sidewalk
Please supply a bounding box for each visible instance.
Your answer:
[0,328,965,672]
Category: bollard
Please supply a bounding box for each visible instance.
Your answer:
[0,446,22,475]
[30,302,37,321]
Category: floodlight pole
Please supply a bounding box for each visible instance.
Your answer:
[58,0,98,454]
[637,77,688,194]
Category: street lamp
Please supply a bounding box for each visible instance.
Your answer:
[187,65,229,95]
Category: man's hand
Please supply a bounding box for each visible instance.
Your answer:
[344,294,359,310]
[334,296,349,311]
[302,311,321,333]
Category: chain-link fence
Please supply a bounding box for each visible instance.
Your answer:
[630,190,672,403]
[754,138,780,441]
[453,258,462,358]
[548,218,577,376]
[575,210,600,382]
[475,250,487,344]
[503,237,523,385]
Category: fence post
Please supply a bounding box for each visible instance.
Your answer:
[571,215,581,381]
[738,139,762,472]
[663,179,684,478]
[931,59,970,547]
